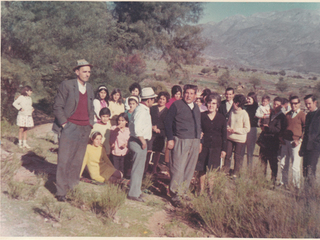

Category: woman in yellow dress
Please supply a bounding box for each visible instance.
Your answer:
[80,131,122,183]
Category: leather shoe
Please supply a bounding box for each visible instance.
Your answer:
[127,196,145,202]
[56,195,66,202]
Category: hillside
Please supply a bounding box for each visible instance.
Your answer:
[200,9,320,74]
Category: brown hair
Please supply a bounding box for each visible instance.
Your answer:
[21,86,32,96]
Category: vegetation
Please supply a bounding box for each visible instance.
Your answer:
[192,168,320,238]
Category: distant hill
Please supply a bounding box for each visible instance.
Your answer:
[200,9,320,74]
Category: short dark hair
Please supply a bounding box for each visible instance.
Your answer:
[171,85,182,97]
[247,92,258,104]
[304,94,317,102]
[262,95,270,102]
[129,82,141,95]
[89,131,102,144]
[95,85,109,102]
[225,87,234,94]
[289,95,300,103]
[183,84,197,94]
[116,112,129,127]
[201,88,211,98]
[110,88,123,104]
[273,96,282,103]
[233,94,247,109]
[282,98,289,104]
[205,92,221,108]
[21,85,32,96]
[99,107,111,117]
[157,91,170,103]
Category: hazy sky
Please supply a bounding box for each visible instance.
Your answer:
[199,2,320,24]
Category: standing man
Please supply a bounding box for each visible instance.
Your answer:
[218,87,234,122]
[53,59,94,201]
[165,84,201,206]
[259,97,287,185]
[299,94,320,187]
[128,87,157,202]
[280,96,305,189]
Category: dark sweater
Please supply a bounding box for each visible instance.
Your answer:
[164,99,201,141]
[244,102,259,128]
[150,105,168,137]
[68,92,90,126]
[201,112,227,151]
[300,108,320,153]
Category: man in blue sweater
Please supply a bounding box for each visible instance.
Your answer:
[164,84,201,206]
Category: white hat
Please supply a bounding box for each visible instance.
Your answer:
[140,87,158,100]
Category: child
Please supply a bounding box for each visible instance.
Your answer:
[93,85,109,122]
[125,83,141,111]
[109,113,130,174]
[109,88,125,126]
[255,95,271,127]
[80,131,122,183]
[91,107,112,155]
[125,95,139,121]
[12,85,34,148]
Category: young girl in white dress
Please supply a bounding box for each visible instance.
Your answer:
[12,86,34,148]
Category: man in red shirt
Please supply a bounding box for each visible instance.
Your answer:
[53,59,95,201]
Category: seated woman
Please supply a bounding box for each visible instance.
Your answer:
[80,131,123,183]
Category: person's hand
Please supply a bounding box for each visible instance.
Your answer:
[20,108,24,112]
[138,137,147,150]
[167,140,175,150]
[199,143,202,153]
[111,143,115,149]
[292,140,300,148]
[227,128,235,134]
[220,151,226,158]
[62,123,66,128]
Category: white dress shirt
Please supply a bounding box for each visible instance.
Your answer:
[129,103,152,140]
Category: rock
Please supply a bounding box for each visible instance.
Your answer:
[122,223,130,228]
[113,216,120,224]
[13,167,39,185]
[52,222,61,228]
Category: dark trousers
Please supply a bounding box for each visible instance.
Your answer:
[259,147,278,182]
[303,149,320,186]
[224,140,245,175]
[56,122,91,196]
[111,154,125,174]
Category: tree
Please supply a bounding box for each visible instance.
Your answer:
[217,70,232,90]
[276,81,288,93]
[279,70,286,76]
[112,2,207,78]
[1,2,133,122]
[212,66,219,76]
[249,76,261,90]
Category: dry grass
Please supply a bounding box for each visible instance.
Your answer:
[192,167,320,238]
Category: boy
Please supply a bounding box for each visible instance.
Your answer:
[91,107,112,155]
[125,95,139,121]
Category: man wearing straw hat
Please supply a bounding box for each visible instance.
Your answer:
[53,59,95,202]
[127,87,157,202]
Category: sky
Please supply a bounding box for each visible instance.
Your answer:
[198,2,320,24]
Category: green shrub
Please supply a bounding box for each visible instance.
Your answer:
[67,184,126,220]
[192,168,320,238]
[1,154,21,181]
[7,178,40,200]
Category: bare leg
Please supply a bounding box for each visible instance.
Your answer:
[23,127,27,141]
[152,152,161,174]
[199,171,206,195]
[18,127,24,141]
[144,151,152,174]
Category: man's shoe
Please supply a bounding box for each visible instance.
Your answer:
[56,195,66,202]
[127,196,145,202]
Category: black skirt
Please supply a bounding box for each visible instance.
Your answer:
[196,146,221,172]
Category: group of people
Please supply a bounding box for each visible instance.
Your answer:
[12,59,320,205]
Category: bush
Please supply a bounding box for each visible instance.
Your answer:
[67,184,126,220]
[113,54,146,77]
[7,178,40,200]
[191,168,320,237]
